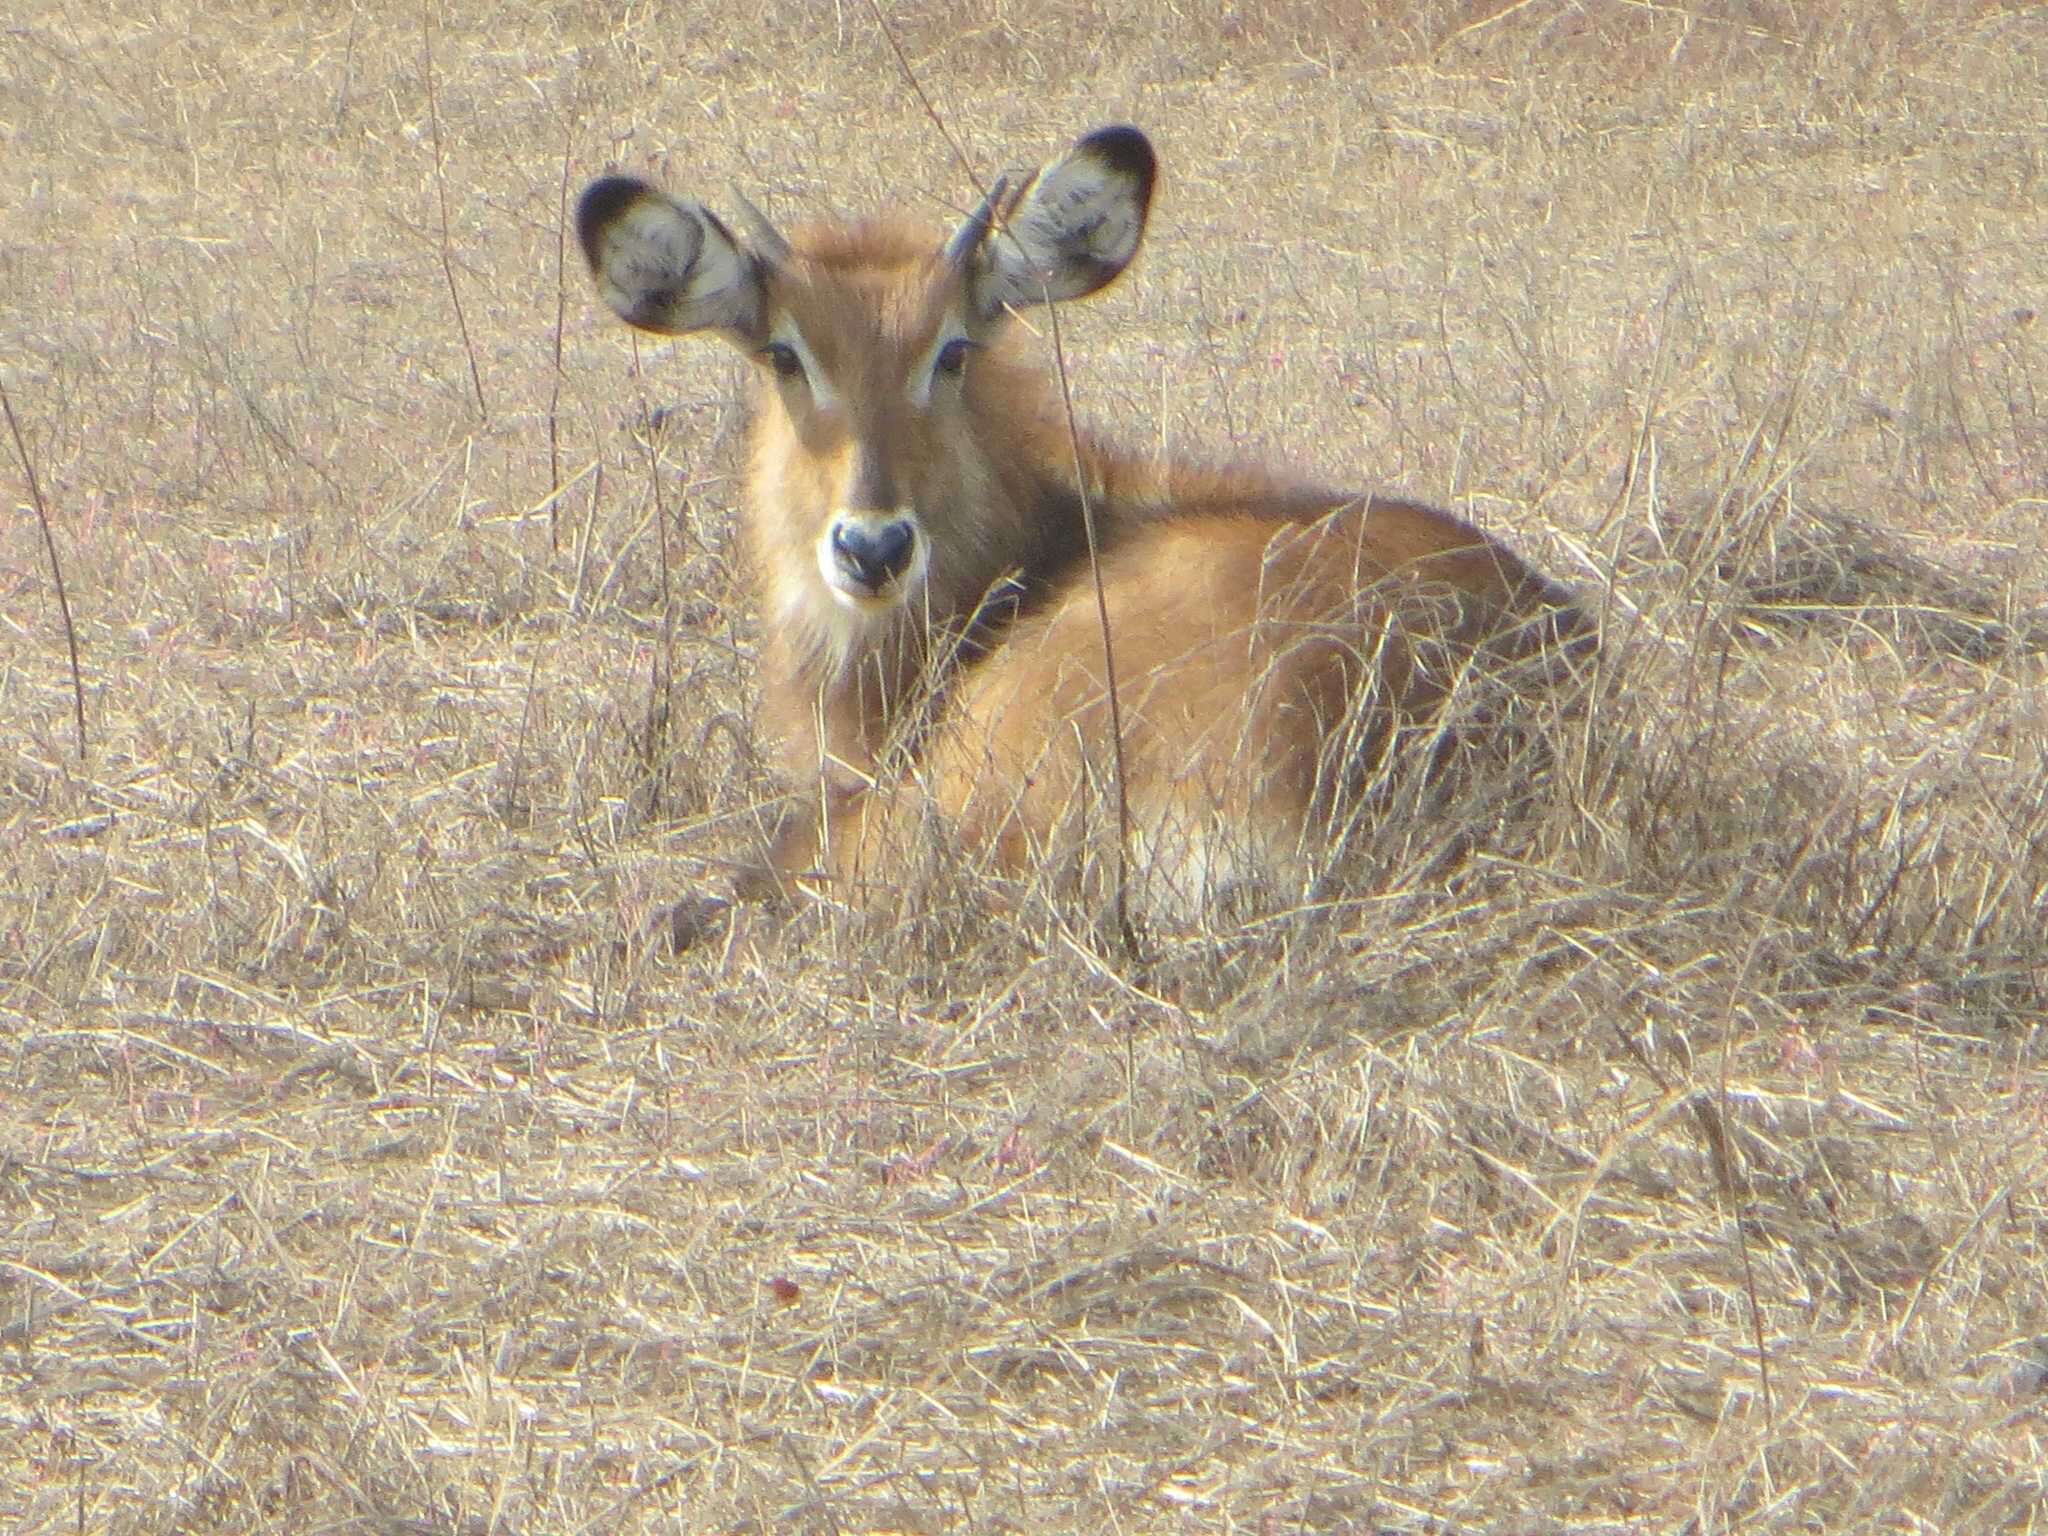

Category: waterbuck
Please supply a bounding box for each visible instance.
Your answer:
[578,126,1589,920]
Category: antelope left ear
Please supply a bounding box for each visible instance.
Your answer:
[969,126,1156,319]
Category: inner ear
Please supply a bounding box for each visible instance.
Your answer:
[578,176,767,340]
[972,126,1157,319]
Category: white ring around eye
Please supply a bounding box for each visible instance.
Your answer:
[907,322,974,407]
[768,319,836,409]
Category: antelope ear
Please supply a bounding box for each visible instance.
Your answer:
[578,176,766,340]
[970,126,1156,320]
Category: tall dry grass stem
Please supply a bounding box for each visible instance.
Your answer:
[2,380,85,760]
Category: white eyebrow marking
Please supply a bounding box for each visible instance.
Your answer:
[906,316,972,408]
[771,315,837,410]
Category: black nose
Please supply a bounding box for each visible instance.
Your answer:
[831,519,915,593]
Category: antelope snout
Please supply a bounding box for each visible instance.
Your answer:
[822,513,923,608]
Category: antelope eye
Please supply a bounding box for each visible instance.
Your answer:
[933,337,972,379]
[759,342,805,382]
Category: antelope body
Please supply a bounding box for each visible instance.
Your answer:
[579,127,1589,916]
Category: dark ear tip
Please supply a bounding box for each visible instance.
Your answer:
[576,175,656,267]
[1076,125,1157,202]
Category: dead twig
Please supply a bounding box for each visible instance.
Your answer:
[3,379,86,761]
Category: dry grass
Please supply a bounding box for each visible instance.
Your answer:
[4,1,2046,1530]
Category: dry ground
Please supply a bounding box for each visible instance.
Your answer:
[4,1,2047,1530]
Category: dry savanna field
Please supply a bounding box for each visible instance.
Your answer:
[4,1,2047,1530]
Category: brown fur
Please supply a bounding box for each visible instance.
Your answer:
[579,144,1592,917]
[742,226,1586,913]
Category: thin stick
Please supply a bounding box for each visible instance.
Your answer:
[640,423,677,782]
[1044,298,1137,951]
[1705,782,1860,1445]
[422,0,487,420]
[332,7,357,130]
[547,125,571,552]
[3,381,87,761]
[503,645,542,822]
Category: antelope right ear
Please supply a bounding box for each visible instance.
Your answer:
[970,126,1157,320]
[578,177,766,340]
